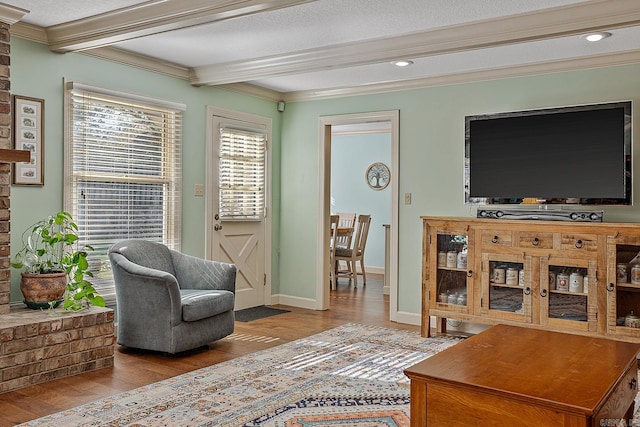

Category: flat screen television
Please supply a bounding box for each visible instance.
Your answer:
[464,101,632,206]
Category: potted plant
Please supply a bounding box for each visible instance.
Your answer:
[11,211,105,311]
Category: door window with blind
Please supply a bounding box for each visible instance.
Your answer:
[218,127,266,220]
[64,81,184,304]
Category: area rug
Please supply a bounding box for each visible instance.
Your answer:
[19,324,462,427]
[234,305,291,322]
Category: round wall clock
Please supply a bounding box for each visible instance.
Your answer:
[365,162,390,190]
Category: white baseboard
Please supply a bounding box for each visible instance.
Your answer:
[337,263,383,275]
[365,266,384,275]
[269,294,318,310]
[394,310,421,326]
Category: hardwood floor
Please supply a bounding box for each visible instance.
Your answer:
[0,273,418,426]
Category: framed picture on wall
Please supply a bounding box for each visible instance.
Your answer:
[12,95,44,185]
[365,162,390,190]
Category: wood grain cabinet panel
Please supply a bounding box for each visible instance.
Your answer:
[421,216,640,342]
[517,231,554,249]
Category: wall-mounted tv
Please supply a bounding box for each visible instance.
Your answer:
[464,101,632,206]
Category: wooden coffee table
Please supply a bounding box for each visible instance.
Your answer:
[404,325,640,426]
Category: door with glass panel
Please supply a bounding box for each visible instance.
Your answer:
[208,114,269,310]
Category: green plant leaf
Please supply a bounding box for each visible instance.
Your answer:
[13,211,104,312]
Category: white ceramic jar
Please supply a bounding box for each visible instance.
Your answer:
[456,251,467,269]
[556,273,569,292]
[493,266,506,284]
[631,264,640,285]
[569,272,583,293]
[506,268,518,285]
[446,251,457,268]
[625,311,640,328]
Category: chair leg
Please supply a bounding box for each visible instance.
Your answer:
[331,259,337,290]
[352,258,358,288]
[360,258,366,285]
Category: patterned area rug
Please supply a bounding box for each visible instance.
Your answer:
[20,324,462,427]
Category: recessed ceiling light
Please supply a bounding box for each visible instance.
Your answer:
[391,60,414,67]
[582,32,612,42]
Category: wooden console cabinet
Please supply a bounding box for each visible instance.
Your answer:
[421,216,640,342]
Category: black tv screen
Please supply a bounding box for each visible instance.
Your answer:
[464,101,632,206]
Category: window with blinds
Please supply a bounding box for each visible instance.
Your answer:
[64,82,184,304]
[219,127,266,220]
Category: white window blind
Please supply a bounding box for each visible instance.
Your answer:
[64,82,183,304]
[219,127,266,220]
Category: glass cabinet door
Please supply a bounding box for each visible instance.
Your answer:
[540,257,596,332]
[431,229,472,314]
[480,252,532,323]
[606,235,640,338]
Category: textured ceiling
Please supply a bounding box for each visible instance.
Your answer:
[5,0,640,98]
[13,0,149,27]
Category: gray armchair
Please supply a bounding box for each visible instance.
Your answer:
[108,239,236,354]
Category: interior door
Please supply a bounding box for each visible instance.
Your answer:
[208,114,268,310]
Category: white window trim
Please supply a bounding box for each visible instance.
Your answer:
[63,79,184,305]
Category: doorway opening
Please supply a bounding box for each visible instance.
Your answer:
[317,111,399,321]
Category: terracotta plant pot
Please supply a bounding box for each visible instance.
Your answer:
[20,271,68,309]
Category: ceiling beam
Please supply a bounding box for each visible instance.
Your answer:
[46,0,316,52]
[190,0,640,86]
[281,49,640,102]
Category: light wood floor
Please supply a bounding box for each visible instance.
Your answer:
[0,273,419,426]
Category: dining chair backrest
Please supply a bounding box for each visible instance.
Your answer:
[329,214,340,249]
[336,212,356,248]
[336,212,356,228]
[352,214,371,254]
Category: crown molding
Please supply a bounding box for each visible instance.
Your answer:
[46,0,315,53]
[10,23,191,81]
[82,46,190,80]
[0,3,28,26]
[190,0,640,86]
[10,21,47,42]
[281,50,640,102]
[214,82,283,102]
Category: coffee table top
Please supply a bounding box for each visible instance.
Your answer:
[405,324,640,413]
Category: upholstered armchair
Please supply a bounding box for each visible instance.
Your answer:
[108,239,236,354]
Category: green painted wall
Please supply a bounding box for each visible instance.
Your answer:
[10,35,640,319]
[279,65,640,314]
[9,37,283,303]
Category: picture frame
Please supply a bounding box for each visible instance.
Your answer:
[12,95,44,185]
[365,162,390,190]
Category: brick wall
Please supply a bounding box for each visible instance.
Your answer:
[0,306,114,393]
[0,22,10,315]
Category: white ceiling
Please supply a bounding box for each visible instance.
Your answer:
[4,0,640,101]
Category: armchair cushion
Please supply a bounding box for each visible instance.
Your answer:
[180,289,235,321]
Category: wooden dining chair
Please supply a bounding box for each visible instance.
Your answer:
[329,214,340,290]
[335,214,371,288]
[335,212,356,273]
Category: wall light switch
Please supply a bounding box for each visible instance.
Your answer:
[404,192,412,205]
[194,184,204,197]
